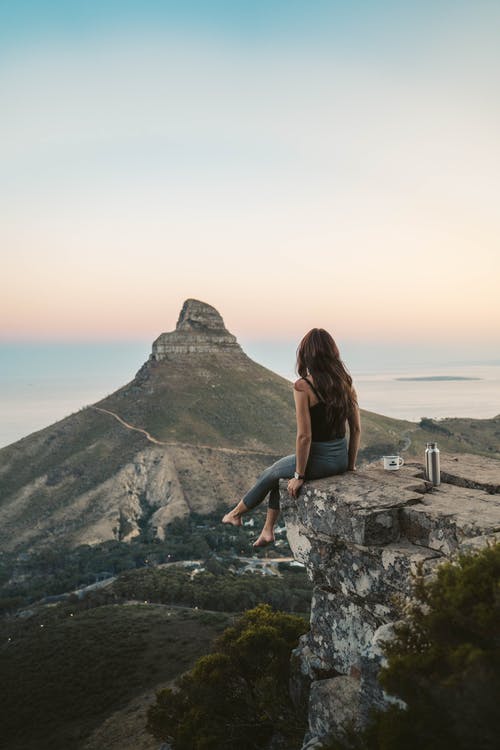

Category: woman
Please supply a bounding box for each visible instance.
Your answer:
[222,328,361,547]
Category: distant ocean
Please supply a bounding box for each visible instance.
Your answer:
[0,342,499,450]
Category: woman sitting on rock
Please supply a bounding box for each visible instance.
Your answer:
[222,328,361,547]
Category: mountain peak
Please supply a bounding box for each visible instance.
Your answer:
[176,299,228,334]
[152,299,241,358]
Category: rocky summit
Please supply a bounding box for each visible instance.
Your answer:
[0,299,498,555]
[152,298,241,356]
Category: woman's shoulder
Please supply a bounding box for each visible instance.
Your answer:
[293,377,309,392]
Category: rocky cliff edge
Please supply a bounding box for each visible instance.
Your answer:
[280,453,500,748]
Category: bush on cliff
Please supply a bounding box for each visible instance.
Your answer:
[146,603,309,750]
[324,541,500,750]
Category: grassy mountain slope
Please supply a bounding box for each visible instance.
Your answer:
[0,301,498,555]
[106,351,298,451]
[359,410,500,462]
[0,599,231,750]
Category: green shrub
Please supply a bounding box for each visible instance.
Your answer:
[146,603,309,750]
[376,541,500,750]
[321,542,500,750]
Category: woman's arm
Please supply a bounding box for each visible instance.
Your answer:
[287,381,312,497]
[347,388,361,471]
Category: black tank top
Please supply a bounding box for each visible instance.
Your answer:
[302,377,346,441]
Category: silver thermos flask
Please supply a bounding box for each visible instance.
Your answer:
[425,442,441,486]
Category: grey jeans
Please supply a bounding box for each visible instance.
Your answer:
[242,437,348,511]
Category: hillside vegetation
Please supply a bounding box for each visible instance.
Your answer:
[0,506,301,611]
[147,604,309,750]
[0,549,312,750]
[110,563,312,615]
[0,601,231,750]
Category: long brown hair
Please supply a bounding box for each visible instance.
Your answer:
[296,328,356,432]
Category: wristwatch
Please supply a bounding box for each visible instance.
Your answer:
[294,472,305,480]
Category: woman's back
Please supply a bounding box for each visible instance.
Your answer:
[295,376,347,441]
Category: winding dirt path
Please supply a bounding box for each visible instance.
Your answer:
[90,406,279,457]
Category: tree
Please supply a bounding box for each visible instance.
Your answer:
[146,604,308,750]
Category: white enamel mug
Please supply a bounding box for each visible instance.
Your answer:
[382,455,404,471]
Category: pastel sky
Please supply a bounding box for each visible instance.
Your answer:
[1,1,499,356]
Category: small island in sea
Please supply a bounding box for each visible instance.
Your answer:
[395,376,481,382]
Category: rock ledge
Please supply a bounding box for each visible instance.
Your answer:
[280,454,500,747]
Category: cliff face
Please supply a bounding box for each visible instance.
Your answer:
[280,454,500,748]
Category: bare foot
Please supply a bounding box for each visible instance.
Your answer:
[252,531,275,548]
[222,511,242,527]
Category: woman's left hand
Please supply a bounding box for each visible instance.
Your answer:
[287,477,304,498]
